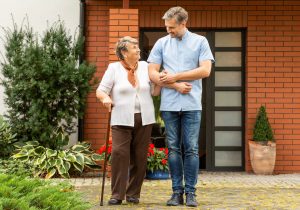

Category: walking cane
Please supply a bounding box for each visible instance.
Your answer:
[100,109,111,206]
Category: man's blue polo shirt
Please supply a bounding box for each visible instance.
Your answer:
[147,30,215,111]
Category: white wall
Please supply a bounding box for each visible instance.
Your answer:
[0,0,80,144]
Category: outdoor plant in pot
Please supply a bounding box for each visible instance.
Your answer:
[249,105,276,175]
[146,143,169,179]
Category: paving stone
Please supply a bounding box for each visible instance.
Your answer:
[72,172,300,209]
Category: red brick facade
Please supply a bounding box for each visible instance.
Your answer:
[84,0,300,173]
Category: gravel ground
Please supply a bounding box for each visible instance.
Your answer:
[72,172,300,210]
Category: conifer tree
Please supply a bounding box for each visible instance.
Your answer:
[253,106,274,142]
[1,21,96,149]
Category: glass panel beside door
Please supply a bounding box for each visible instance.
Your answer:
[212,31,245,171]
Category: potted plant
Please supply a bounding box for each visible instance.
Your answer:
[146,143,169,179]
[249,105,276,175]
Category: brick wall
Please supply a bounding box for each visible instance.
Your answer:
[109,8,139,62]
[84,0,300,173]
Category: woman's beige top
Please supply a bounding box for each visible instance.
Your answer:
[97,61,155,126]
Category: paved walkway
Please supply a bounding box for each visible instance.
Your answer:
[72,172,300,210]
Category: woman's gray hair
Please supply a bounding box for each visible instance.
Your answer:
[115,36,138,60]
[162,6,188,24]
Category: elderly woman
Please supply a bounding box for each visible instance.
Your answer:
[96,36,160,205]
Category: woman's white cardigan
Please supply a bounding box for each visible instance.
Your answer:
[97,61,155,126]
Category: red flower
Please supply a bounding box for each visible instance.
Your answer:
[147,144,169,172]
[107,146,112,154]
[97,146,106,154]
[161,159,167,165]
[164,148,168,155]
[148,148,154,155]
[97,141,112,163]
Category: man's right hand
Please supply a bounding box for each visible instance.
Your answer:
[175,82,192,94]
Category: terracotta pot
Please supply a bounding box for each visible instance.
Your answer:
[249,141,276,175]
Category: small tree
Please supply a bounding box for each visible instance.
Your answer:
[253,106,274,143]
[1,21,96,149]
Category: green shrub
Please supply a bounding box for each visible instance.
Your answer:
[0,115,17,157]
[0,173,91,210]
[1,20,96,149]
[0,158,35,177]
[253,106,274,142]
[13,141,102,178]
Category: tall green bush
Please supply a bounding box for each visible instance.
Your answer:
[253,106,274,142]
[1,21,96,149]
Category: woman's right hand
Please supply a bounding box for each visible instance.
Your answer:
[102,97,113,112]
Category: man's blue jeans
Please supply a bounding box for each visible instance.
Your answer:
[161,111,201,194]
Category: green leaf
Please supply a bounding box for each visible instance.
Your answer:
[34,170,43,177]
[34,146,45,155]
[58,151,66,159]
[75,153,84,165]
[48,158,57,168]
[40,160,47,169]
[46,149,57,158]
[73,162,84,172]
[71,145,86,152]
[85,164,101,170]
[23,145,34,151]
[60,173,70,179]
[38,154,47,164]
[80,142,91,149]
[16,156,29,162]
[65,153,76,162]
[45,168,56,179]
[25,141,40,146]
[13,153,28,159]
[55,158,63,166]
[64,161,71,172]
[84,156,94,165]
[91,153,102,161]
[57,164,66,175]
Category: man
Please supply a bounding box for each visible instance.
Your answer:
[147,6,214,207]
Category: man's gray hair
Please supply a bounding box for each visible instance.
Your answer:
[115,36,138,60]
[162,6,188,24]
